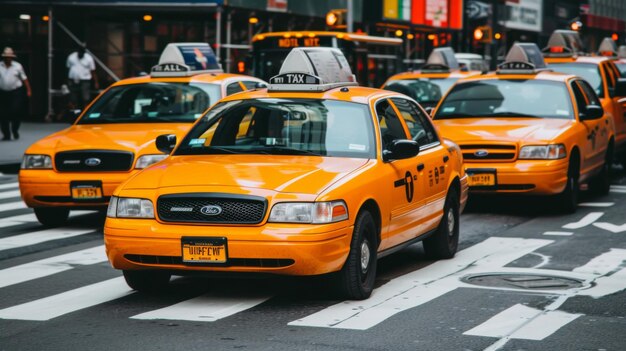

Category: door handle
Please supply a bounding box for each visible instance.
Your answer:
[443,155,449,163]
[417,163,425,171]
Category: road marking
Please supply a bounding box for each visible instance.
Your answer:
[592,222,626,233]
[132,293,271,322]
[562,212,604,229]
[0,277,132,321]
[0,182,18,190]
[543,231,573,236]
[573,248,626,275]
[0,190,20,200]
[610,189,626,194]
[0,211,95,229]
[610,185,626,190]
[0,201,27,213]
[0,228,95,251]
[464,304,581,341]
[289,237,552,330]
[578,202,614,207]
[0,245,107,289]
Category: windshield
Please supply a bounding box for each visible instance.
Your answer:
[175,98,376,159]
[616,63,626,76]
[78,82,221,124]
[547,63,604,97]
[383,78,457,106]
[434,79,573,120]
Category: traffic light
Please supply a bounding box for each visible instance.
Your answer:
[326,9,346,29]
[473,26,492,43]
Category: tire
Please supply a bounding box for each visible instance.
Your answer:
[590,147,612,196]
[123,270,171,293]
[336,211,377,300]
[556,159,579,214]
[423,189,460,260]
[34,207,69,227]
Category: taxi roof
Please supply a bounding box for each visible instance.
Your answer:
[457,70,577,83]
[109,72,263,88]
[218,85,398,106]
[385,70,482,81]
[547,55,611,66]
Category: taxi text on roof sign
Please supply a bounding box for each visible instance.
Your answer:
[497,43,549,74]
[268,47,358,92]
[421,47,460,72]
[151,42,223,77]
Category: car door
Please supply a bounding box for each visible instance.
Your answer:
[604,61,626,146]
[572,79,607,176]
[375,98,426,250]
[391,97,449,226]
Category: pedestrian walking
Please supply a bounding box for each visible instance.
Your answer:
[67,46,98,110]
[0,47,31,141]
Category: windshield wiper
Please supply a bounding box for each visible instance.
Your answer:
[482,112,541,118]
[434,112,480,119]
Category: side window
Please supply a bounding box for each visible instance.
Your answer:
[571,81,589,115]
[578,80,601,107]
[375,99,408,149]
[603,63,616,96]
[242,81,260,90]
[391,98,438,146]
[226,82,244,96]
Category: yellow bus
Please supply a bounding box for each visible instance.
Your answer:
[251,31,403,87]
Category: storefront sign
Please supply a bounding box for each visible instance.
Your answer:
[504,0,543,32]
[383,0,411,21]
[411,0,462,30]
[467,0,490,19]
[267,0,287,12]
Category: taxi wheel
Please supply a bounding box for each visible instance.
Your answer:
[557,159,580,214]
[337,211,377,300]
[34,207,69,227]
[123,270,171,293]
[590,148,612,196]
[423,189,459,260]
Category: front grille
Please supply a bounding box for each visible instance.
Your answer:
[157,193,267,224]
[124,254,295,268]
[460,143,517,162]
[55,150,134,172]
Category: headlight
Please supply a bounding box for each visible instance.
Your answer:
[268,201,348,224]
[107,196,154,218]
[135,154,168,169]
[519,144,566,160]
[21,155,52,169]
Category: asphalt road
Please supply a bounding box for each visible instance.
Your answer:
[1,168,625,351]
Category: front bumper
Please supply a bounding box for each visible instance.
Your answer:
[464,159,569,195]
[19,169,137,208]
[104,218,353,276]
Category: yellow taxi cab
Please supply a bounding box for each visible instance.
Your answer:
[381,47,482,111]
[19,43,265,227]
[104,47,468,300]
[432,43,612,213]
[542,31,626,165]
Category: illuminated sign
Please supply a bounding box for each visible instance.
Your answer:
[278,37,321,48]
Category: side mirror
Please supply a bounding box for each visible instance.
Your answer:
[382,139,420,161]
[255,82,268,89]
[614,78,626,97]
[424,106,435,117]
[155,134,177,154]
[580,104,604,120]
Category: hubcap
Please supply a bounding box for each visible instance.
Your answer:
[447,208,455,237]
[360,239,370,274]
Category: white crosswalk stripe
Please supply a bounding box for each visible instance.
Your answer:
[0,210,95,229]
[0,182,18,190]
[0,227,96,251]
[0,201,27,213]
[0,245,107,288]
[0,190,20,200]
[0,277,132,321]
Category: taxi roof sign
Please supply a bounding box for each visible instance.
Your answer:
[498,43,549,74]
[598,37,617,57]
[542,30,585,57]
[151,42,223,77]
[268,47,357,92]
[618,45,626,59]
[421,47,459,72]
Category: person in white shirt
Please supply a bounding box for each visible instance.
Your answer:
[66,46,99,110]
[0,47,31,141]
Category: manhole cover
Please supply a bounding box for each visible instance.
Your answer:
[461,273,586,290]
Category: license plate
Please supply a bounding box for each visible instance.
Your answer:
[468,173,496,187]
[182,237,227,264]
[71,186,102,199]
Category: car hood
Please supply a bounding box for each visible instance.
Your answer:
[26,123,193,155]
[433,118,575,144]
[122,155,370,195]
